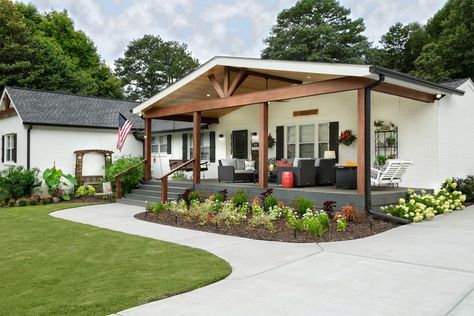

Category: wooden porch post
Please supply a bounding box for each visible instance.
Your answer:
[193,111,201,184]
[144,117,152,181]
[259,102,268,188]
[357,89,365,196]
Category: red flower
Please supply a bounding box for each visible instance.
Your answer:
[207,214,214,221]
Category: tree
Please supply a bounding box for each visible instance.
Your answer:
[0,1,123,98]
[413,0,474,81]
[114,35,199,101]
[377,22,428,73]
[261,0,371,63]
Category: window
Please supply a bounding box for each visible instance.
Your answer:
[4,133,16,163]
[151,135,169,154]
[285,123,329,158]
[190,132,210,160]
[318,123,329,158]
[299,124,315,158]
[286,126,296,159]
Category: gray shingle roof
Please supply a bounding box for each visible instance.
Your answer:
[439,78,470,89]
[4,87,197,133]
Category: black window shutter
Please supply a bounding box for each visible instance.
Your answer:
[12,134,17,163]
[1,135,4,163]
[209,131,216,162]
[166,134,172,154]
[182,134,188,160]
[276,126,284,160]
[329,122,339,162]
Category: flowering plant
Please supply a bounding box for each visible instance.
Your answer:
[338,129,356,146]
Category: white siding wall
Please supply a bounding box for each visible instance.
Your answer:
[372,92,439,189]
[438,80,474,186]
[29,126,142,176]
[0,115,28,169]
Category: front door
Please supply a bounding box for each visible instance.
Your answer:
[232,130,248,159]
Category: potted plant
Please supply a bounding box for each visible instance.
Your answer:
[42,167,78,202]
[375,154,387,166]
[374,120,384,131]
[385,136,396,147]
[338,129,356,146]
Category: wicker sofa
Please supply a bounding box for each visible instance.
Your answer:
[218,159,256,183]
[276,158,336,187]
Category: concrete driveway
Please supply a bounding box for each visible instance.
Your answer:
[52,204,474,316]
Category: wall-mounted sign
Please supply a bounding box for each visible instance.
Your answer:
[293,109,319,117]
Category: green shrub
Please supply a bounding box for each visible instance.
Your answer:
[29,198,38,206]
[336,216,347,232]
[147,201,169,214]
[42,167,77,200]
[188,191,200,203]
[0,166,41,199]
[214,192,225,203]
[41,197,51,205]
[303,215,326,237]
[232,191,248,207]
[105,156,144,195]
[264,194,278,211]
[316,212,330,230]
[287,210,305,232]
[75,185,96,197]
[293,196,314,217]
[443,176,474,202]
[171,171,187,180]
[18,199,28,207]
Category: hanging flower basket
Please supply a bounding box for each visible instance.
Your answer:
[339,129,356,146]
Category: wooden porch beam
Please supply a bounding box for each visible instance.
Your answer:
[192,112,201,184]
[144,118,152,181]
[259,102,269,188]
[357,89,365,196]
[223,66,230,93]
[374,82,436,103]
[229,67,302,85]
[156,115,219,124]
[208,74,225,98]
[226,68,248,96]
[144,76,366,118]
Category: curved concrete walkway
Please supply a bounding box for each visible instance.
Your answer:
[52,204,474,316]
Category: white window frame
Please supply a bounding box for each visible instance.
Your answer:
[284,122,329,159]
[4,133,15,163]
[317,123,330,158]
[151,135,170,156]
[189,132,210,161]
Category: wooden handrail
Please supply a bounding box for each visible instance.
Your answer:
[113,158,147,200]
[159,158,195,202]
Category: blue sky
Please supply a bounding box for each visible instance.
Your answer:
[28,0,447,67]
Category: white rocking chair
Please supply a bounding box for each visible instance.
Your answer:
[371,160,412,186]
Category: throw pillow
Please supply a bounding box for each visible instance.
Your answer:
[277,160,292,167]
[235,159,246,170]
[245,160,255,171]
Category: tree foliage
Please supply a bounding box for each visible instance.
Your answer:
[261,0,370,63]
[114,35,199,101]
[0,0,123,98]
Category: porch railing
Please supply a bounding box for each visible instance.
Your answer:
[159,158,195,202]
[112,158,147,200]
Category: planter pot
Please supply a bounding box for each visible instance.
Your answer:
[52,197,61,203]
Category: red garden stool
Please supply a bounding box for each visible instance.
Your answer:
[281,171,294,188]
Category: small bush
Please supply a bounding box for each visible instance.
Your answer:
[342,204,356,221]
[41,197,51,205]
[105,156,144,195]
[443,176,474,202]
[214,192,225,203]
[218,189,228,201]
[171,171,187,181]
[75,185,96,197]
[316,212,330,230]
[303,215,325,237]
[293,196,314,217]
[147,201,169,214]
[18,199,28,207]
[188,191,200,203]
[29,198,38,206]
[287,210,305,232]
[0,166,41,199]
[323,200,336,217]
[264,194,278,211]
[232,191,248,207]
[336,214,347,232]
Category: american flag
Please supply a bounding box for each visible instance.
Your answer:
[117,113,134,150]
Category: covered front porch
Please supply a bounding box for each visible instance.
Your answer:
[134,57,456,210]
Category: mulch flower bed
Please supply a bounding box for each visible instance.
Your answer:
[135,211,399,243]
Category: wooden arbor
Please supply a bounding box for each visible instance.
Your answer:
[74,149,113,185]
[140,65,439,203]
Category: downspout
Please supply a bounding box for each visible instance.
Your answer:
[364,75,410,224]
[26,125,32,170]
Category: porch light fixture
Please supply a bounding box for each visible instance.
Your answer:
[218,134,224,139]
[436,94,443,99]
[324,150,336,159]
[306,75,311,79]
[251,132,257,136]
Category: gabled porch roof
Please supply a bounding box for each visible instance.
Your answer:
[133,56,464,120]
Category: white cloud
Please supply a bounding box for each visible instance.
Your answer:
[28,0,447,67]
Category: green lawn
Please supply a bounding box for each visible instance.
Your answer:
[0,204,231,315]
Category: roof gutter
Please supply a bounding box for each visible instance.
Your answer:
[363,74,411,225]
[369,65,465,96]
